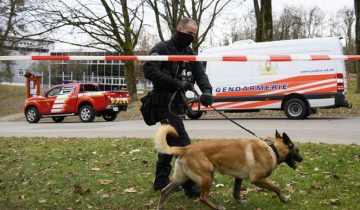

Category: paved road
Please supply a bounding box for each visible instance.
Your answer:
[0,117,359,144]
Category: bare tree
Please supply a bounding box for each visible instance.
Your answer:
[355,0,360,93]
[304,6,324,38]
[273,6,303,40]
[338,7,355,54]
[37,0,145,99]
[0,0,26,81]
[253,0,273,42]
[223,10,256,44]
[0,0,24,54]
[147,0,235,53]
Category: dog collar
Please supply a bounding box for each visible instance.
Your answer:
[264,140,280,163]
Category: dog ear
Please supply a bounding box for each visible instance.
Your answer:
[282,132,294,148]
[275,130,282,138]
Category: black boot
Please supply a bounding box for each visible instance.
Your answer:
[153,177,170,191]
[182,180,201,198]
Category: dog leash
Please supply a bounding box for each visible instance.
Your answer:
[209,105,265,141]
[209,105,280,161]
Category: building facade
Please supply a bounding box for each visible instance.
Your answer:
[0,38,54,84]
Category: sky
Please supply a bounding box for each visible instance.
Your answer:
[54,0,355,51]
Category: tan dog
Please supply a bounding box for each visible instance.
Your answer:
[154,125,303,210]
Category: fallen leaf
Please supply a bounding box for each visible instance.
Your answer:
[98,179,113,185]
[333,174,340,180]
[124,187,137,193]
[101,194,110,199]
[73,184,91,196]
[328,198,340,205]
[215,184,224,188]
[285,183,295,194]
[91,151,97,155]
[129,148,141,154]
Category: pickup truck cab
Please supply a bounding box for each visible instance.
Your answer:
[24,82,130,123]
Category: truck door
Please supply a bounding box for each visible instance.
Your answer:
[41,86,63,114]
[60,85,77,113]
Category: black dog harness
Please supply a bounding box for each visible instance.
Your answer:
[264,139,280,163]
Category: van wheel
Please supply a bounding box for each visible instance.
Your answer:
[284,98,307,119]
[26,107,40,123]
[103,112,117,121]
[187,111,203,120]
[52,116,65,122]
[79,105,95,122]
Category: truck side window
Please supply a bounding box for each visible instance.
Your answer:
[46,87,62,97]
[84,84,99,92]
[61,86,75,95]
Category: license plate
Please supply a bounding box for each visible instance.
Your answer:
[113,107,119,112]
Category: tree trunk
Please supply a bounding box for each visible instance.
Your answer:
[253,0,273,42]
[355,0,360,93]
[124,60,137,100]
[263,0,273,41]
[253,0,263,42]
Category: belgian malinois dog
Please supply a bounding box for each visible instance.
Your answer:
[154,125,303,210]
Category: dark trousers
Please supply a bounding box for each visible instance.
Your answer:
[154,106,190,186]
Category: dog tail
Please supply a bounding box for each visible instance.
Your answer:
[154,125,185,156]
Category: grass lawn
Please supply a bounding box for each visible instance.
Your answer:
[0,85,27,117]
[0,137,359,209]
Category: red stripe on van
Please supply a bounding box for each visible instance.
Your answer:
[215,74,337,97]
[231,100,281,109]
[311,55,331,61]
[269,55,292,62]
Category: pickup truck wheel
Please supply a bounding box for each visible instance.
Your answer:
[103,112,117,121]
[26,107,40,123]
[284,98,307,119]
[52,116,65,122]
[79,105,95,122]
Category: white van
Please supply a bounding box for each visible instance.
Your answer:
[188,37,350,119]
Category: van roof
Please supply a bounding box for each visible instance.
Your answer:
[201,37,342,55]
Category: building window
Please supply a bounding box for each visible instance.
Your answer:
[18,69,25,76]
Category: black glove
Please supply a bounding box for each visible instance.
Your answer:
[200,92,213,107]
[176,81,193,91]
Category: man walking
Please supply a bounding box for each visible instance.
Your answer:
[143,17,213,197]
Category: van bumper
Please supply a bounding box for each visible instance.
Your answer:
[335,93,351,108]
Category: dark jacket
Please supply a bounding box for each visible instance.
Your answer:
[143,39,212,106]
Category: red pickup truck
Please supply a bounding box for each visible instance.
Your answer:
[24,82,130,123]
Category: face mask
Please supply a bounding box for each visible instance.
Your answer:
[173,30,194,50]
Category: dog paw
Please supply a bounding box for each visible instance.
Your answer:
[279,195,287,203]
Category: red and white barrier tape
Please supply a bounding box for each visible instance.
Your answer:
[1,55,360,61]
